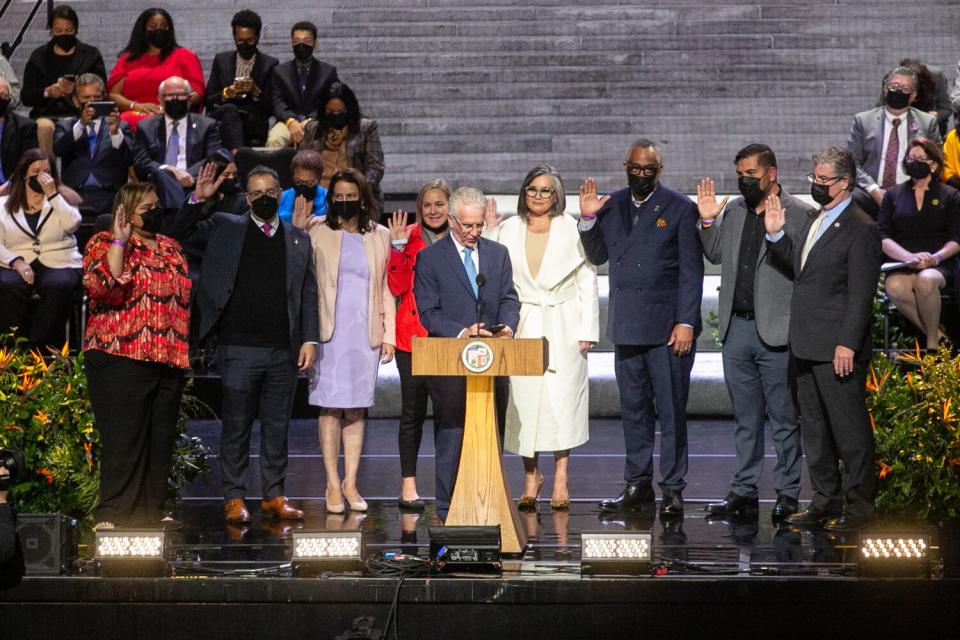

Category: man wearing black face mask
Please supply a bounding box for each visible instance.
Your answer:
[0,78,38,195]
[765,146,883,532]
[172,164,318,524]
[848,65,941,218]
[205,10,278,149]
[578,139,703,519]
[697,144,814,521]
[266,21,339,148]
[133,76,223,211]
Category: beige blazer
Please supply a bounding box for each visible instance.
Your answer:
[306,218,396,348]
[0,194,82,269]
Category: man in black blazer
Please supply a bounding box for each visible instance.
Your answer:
[172,164,318,524]
[266,20,339,148]
[205,10,279,149]
[765,146,884,532]
[53,73,133,217]
[414,186,520,518]
[579,139,703,519]
[133,76,222,210]
[0,78,38,192]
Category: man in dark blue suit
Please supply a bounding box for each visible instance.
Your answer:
[53,73,133,217]
[579,139,704,518]
[414,186,520,518]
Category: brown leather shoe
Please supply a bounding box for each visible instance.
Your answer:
[224,498,252,523]
[261,496,304,520]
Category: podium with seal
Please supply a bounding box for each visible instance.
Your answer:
[412,336,548,553]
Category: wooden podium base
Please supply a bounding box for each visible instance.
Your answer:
[445,376,527,554]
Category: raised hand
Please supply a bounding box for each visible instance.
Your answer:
[696,178,728,222]
[484,196,503,229]
[193,162,224,201]
[763,192,785,236]
[388,210,410,242]
[292,195,312,229]
[578,177,611,218]
[112,205,132,241]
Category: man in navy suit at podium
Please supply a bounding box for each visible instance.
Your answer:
[414,186,520,518]
[579,139,704,518]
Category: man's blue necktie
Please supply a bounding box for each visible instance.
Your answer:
[86,123,98,158]
[463,247,478,297]
[164,121,180,167]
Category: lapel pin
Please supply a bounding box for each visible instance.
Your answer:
[932,198,940,206]
[656,217,667,228]
[653,204,661,212]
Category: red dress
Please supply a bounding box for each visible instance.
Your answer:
[387,223,430,353]
[82,232,191,369]
[106,47,205,131]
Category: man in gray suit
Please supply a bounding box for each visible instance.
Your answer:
[172,164,318,525]
[847,65,942,217]
[697,144,813,521]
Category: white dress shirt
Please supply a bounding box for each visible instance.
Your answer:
[72,117,123,150]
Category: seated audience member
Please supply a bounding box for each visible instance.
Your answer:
[879,138,960,351]
[53,73,133,219]
[0,78,39,196]
[21,5,107,155]
[133,76,222,210]
[878,59,952,138]
[848,65,942,218]
[302,82,384,213]
[266,21,339,148]
[942,117,960,189]
[0,149,83,349]
[278,149,328,223]
[205,10,278,150]
[0,54,20,109]
[107,8,204,131]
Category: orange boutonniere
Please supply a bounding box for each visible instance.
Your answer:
[656,217,667,229]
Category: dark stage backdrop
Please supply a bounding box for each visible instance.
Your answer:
[4,0,958,195]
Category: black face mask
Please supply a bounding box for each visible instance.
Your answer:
[27,176,43,193]
[236,42,257,60]
[163,98,189,120]
[810,182,835,206]
[218,179,240,196]
[139,206,166,234]
[251,195,279,220]
[146,28,171,49]
[325,111,350,130]
[885,89,911,110]
[737,176,766,208]
[334,201,361,221]
[627,172,657,199]
[293,43,314,62]
[293,182,316,201]
[0,98,9,118]
[904,159,932,180]
[52,33,78,51]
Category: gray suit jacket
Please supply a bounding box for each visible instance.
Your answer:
[700,188,814,346]
[847,106,942,192]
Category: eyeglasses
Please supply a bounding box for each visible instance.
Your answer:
[293,181,318,188]
[887,83,914,94]
[624,163,660,177]
[524,187,556,199]
[806,174,843,185]
[246,189,281,199]
[906,155,931,163]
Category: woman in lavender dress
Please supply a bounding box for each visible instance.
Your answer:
[294,168,395,513]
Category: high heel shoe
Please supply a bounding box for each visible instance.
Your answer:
[518,473,544,512]
[551,479,570,511]
[325,488,345,514]
[342,482,368,512]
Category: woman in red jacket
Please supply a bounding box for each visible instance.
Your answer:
[386,179,451,511]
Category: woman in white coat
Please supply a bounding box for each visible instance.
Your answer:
[485,164,599,510]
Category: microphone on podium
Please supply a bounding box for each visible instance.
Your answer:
[473,274,486,337]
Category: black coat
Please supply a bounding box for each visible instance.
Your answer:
[20,41,107,119]
[1,112,38,180]
[132,113,222,181]
[270,58,338,123]
[52,117,134,191]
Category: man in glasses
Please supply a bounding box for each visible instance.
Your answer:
[172,164,318,525]
[847,65,941,218]
[578,139,703,519]
[764,146,883,532]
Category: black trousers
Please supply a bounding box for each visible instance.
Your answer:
[793,357,876,518]
[396,349,430,478]
[0,262,80,349]
[84,349,186,525]
[208,102,268,149]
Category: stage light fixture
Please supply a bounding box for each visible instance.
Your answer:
[291,530,364,576]
[580,531,653,576]
[428,525,501,574]
[94,529,166,577]
[858,531,930,578]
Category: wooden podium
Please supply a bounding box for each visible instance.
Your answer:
[412,336,548,554]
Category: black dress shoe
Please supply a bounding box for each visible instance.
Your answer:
[398,497,426,512]
[783,504,840,527]
[705,492,759,516]
[771,495,799,520]
[822,513,878,532]
[599,484,655,513]
[659,490,684,519]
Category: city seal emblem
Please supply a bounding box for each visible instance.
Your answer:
[461,341,494,373]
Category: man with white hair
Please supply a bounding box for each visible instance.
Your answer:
[132,75,222,209]
[414,186,520,518]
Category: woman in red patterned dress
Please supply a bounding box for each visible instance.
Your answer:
[82,183,191,528]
